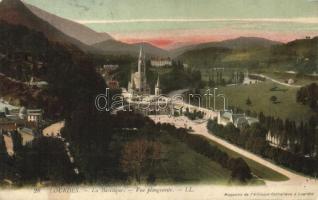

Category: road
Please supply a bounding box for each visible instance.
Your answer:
[149,115,317,186]
[251,73,303,88]
[42,121,79,175]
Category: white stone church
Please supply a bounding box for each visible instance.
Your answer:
[128,47,161,97]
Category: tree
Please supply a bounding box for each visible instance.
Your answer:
[246,97,252,106]
[270,95,278,103]
[230,158,252,183]
[120,139,161,183]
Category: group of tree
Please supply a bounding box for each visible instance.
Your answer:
[297,83,318,112]
[258,112,318,157]
[207,115,318,177]
[184,108,205,120]
[0,132,78,185]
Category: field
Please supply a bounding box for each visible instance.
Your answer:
[155,134,232,184]
[204,80,315,121]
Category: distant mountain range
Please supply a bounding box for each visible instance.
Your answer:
[177,36,318,73]
[92,40,169,57]
[171,37,282,57]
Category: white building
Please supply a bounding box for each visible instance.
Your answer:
[217,110,259,128]
[27,109,43,124]
[102,64,119,71]
[243,71,262,85]
[150,58,172,67]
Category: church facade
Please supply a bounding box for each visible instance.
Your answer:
[128,47,151,96]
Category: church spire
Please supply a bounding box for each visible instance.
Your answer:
[156,75,160,88]
[138,46,143,74]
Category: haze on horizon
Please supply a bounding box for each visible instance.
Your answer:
[23,0,318,48]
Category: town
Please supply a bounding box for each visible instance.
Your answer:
[0,0,318,197]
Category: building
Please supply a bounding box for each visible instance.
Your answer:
[287,79,295,85]
[26,109,43,124]
[28,77,49,89]
[155,76,161,96]
[102,64,119,71]
[128,47,150,96]
[0,118,17,132]
[150,58,172,67]
[243,71,262,85]
[217,110,259,128]
[107,80,120,90]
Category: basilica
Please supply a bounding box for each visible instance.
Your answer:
[128,47,160,97]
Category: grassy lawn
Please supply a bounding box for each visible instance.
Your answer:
[155,134,232,184]
[207,80,315,121]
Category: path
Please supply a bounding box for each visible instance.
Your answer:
[42,121,79,175]
[251,73,303,88]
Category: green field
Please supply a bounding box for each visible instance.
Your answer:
[205,80,315,121]
[155,134,232,184]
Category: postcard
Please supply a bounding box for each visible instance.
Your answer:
[0,0,317,199]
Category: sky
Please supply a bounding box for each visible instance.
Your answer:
[23,0,318,48]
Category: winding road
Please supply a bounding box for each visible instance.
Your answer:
[250,73,303,88]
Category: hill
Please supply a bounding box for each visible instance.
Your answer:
[92,40,169,57]
[25,3,113,45]
[0,0,94,52]
[177,36,318,73]
[0,21,105,118]
[171,37,281,57]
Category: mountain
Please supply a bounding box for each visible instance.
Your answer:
[177,36,318,73]
[0,0,93,51]
[171,37,281,57]
[93,40,169,57]
[25,3,113,45]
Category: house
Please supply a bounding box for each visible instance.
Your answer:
[287,79,295,85]
[102,64,119,71]
[266,130,294,151]
[217,111,259,128]
[150,58,172,67]
[27,109,43,124]
[243,71,262,85]
[0,118,17,132]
